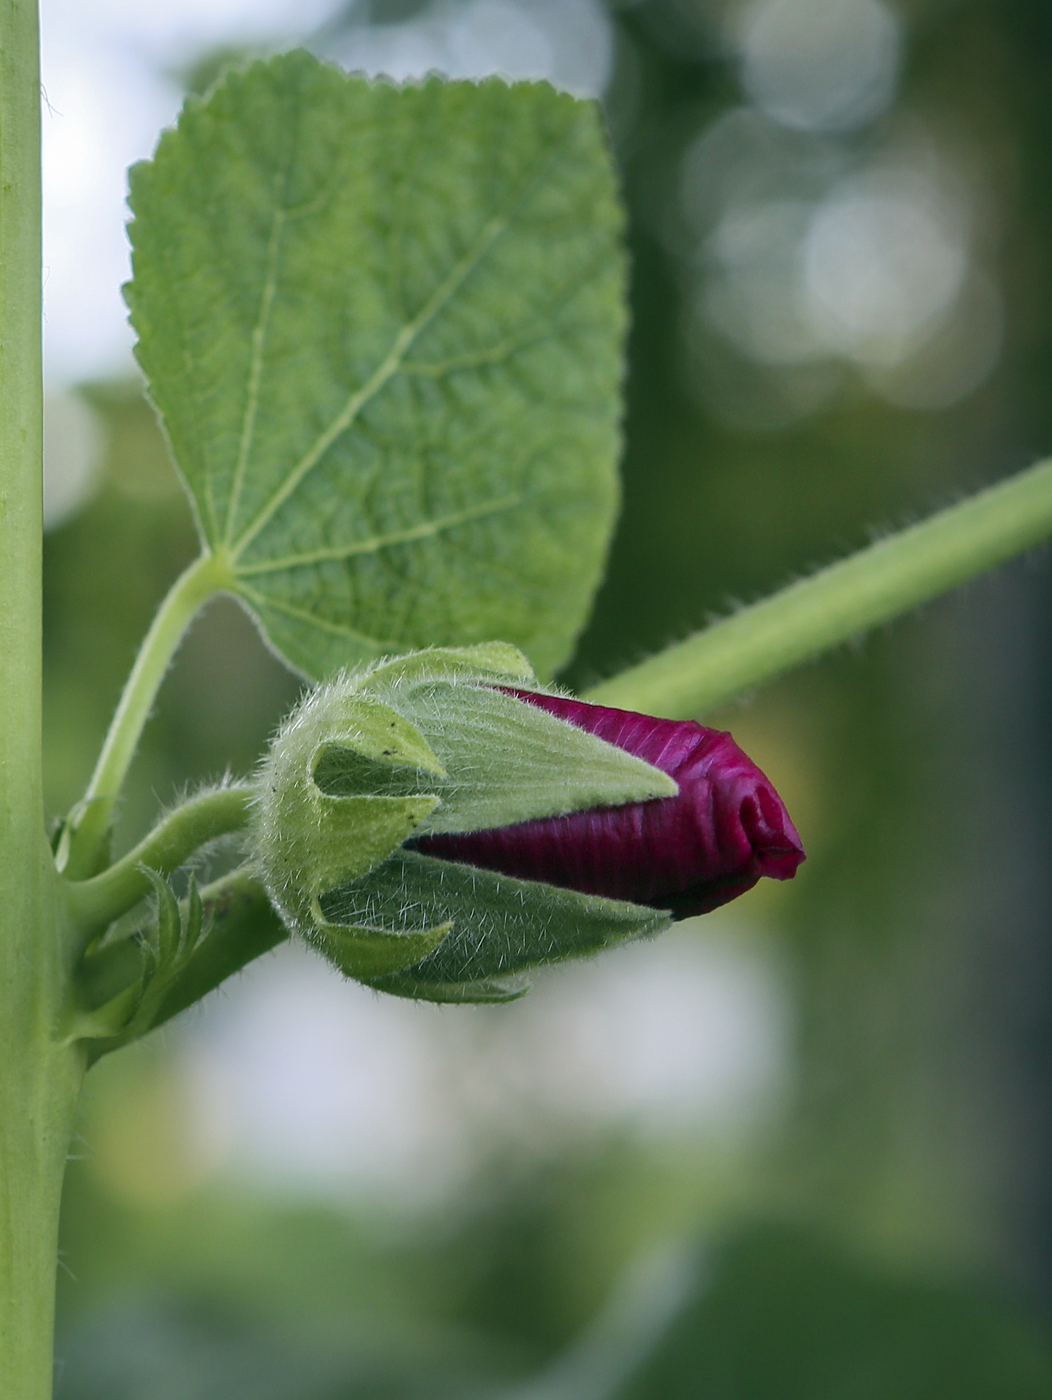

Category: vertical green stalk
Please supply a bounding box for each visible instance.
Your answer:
[0,5,84,1397]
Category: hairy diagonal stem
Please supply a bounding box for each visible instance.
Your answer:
[588,456,1052,719]
[70,552,235,867]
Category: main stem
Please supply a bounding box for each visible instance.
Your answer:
[0,5,83,1398]
[588,456,1052,719]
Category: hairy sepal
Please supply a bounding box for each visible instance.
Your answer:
[256,688,443,938]
[311,915,453,982]
[323,850,670,1002]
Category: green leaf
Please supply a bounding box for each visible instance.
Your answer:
[126,51,627,679]
[320,849,670,1000]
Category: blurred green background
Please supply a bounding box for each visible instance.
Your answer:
[43,1,1052,1395]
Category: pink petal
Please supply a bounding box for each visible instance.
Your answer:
[417,691,804,917]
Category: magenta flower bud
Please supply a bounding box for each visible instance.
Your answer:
[417,691,804,917]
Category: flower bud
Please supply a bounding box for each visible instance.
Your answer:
[253,644,678,999]
[254,646,803,1002]
[418,692,805,916]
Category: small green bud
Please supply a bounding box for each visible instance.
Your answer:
[253,644,676,996]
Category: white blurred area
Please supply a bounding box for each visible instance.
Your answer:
[39,0,1002,497]
[325,0,613,96]
[172,921,790,1203]
[677,0,1004,427]
[737,0,900,133]
[43,386,104,530]
[41,0,338,386]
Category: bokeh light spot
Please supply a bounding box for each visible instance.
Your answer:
[739,0,901,133]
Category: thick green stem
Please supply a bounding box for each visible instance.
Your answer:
[587,457,1052,719]
[0,1015,83,1400]
[83,551,233,813]
[0,1040,83,1400]
[0,5,84,1397]
[67,784,256,947]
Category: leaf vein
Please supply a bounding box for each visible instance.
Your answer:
[235,493,522,576]
[229,208,512,561]
[236,584,396,652]
[223,208,286,546]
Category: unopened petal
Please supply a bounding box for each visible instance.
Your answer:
[417,690,804,917]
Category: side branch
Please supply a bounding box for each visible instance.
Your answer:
[587,457,1052,719]
[66,784,255,948]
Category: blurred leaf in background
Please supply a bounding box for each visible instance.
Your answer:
[606,1224,1052,1400]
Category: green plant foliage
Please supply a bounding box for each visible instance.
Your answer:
[126,50,627,680]
[322,849,669,1002]
[74,871,211,1056]
[73,870,288,1052]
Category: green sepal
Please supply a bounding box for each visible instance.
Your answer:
[369,973,530,1004]
[307,794,441,893]
[309,696,447,777]
[308,647,677,833]
[379,681,677,834]
[262,792,440,937]
[255,680,448,936]
[318,849,671,999]
[310,915,452,981]
[355,642,537,693]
